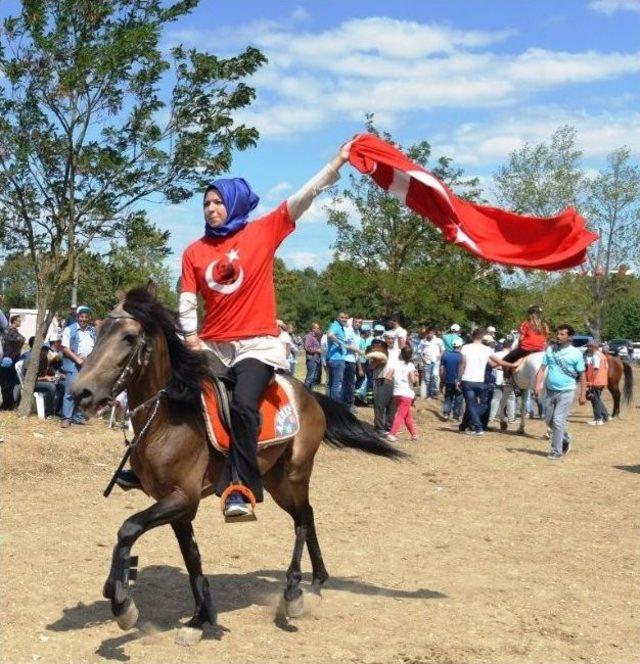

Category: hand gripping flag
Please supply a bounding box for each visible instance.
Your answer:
[348,134,598,270]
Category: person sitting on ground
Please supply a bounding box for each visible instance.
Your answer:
[22,339,64,418]
[0,314,26,410]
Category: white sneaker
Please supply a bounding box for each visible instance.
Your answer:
[587,420,603,426]
[223,493,252,518]
[386,434,398,442]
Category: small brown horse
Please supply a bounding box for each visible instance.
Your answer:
[72,286,403,644]
[606,354,634,418]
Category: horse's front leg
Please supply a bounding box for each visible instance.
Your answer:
[171,521,216,646]
[103,490,195,630]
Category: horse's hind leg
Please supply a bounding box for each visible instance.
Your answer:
[103,491,195,630]
[609,385,621,418]
[303,502,328,595]
[171,521,215,646]
[264,461,327,617]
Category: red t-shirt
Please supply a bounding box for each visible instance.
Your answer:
[519,321,548,351]
[181,202,294,341]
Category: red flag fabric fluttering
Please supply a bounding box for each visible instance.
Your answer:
[348,134,598,270]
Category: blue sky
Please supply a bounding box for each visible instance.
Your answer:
[3,0,640,275]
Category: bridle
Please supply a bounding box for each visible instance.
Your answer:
[106,314,154,402]
[102,312,166,498]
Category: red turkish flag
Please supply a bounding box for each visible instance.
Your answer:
[348,134,598,270]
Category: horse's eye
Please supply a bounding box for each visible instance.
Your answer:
[123,333,138,345]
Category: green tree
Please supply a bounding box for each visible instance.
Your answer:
[602,275,640,340]
[326,118,500,324]
[0,0,266,414]
[584,148,640,338]
[494,125,584,217]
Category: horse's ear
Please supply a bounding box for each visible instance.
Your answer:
[115,286,126,303]
[146,280,158,299]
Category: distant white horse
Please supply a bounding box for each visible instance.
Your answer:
[499,352,545,435]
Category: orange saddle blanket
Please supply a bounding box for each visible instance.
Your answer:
[202,375,300,455]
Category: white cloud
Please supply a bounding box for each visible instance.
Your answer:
[264,181,292,201]
[433,109,640,166]
[166,18,639,138]
[279,250,332,270]
[588,0,640,14]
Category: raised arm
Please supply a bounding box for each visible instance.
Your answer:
[286,139,354,222]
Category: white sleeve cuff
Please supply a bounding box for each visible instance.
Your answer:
[179,292,198,335]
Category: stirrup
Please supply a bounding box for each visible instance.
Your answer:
[115,469,142,491]
[220,484,257,523]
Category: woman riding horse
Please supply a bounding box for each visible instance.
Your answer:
[119,139,354,519]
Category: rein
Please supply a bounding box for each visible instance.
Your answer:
[102,313,165,498]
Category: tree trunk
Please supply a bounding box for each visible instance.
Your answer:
[16,292,56,417]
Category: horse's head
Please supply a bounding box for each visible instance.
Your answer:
[73,284,209,416]
[72,301,151,415]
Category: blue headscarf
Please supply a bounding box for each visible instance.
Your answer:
[204,178,260,238]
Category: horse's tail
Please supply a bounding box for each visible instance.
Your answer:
[312,392,407,460]
[623,360,634,405]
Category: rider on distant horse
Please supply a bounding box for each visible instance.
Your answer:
[172,140,354,519]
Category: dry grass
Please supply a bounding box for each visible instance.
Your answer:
[1,376,638,664]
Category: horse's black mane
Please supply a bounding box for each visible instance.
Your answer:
[122,288,210,406]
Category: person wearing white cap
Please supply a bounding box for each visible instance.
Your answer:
[439,337,464,420]
[60,305,96,427]
[443,324,463,352]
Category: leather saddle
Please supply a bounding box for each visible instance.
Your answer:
[201,356,299,455]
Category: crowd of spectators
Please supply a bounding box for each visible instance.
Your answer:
[290,307,620,460]
[0,297,629,461]
[0,303,96,424]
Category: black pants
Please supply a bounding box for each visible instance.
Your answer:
[373,378,396,432]
[216,358,274,503]
[502,347,537,378]
[0,366,18,410]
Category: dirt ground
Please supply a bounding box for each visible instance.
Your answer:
[1,379,638,664]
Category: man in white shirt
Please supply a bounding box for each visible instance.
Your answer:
[490,338,516,423]
[61,306,96,427]
[388,315,407,352]
[418,328,441,399]
[458,328,514,436]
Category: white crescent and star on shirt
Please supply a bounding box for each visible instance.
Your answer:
[204,248,244,294]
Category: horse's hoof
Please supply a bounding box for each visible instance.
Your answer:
[499,421,508,431]
[516,429,525,435]
[175,626,203,647]
[116,599,139,631]
[286,594,304,618]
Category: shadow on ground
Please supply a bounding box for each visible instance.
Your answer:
[505,447,548,458]
[613,464,640,474]
[46,566,446,661]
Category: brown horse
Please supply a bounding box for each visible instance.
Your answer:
[606,354,634,418]
[72,286,404,645]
